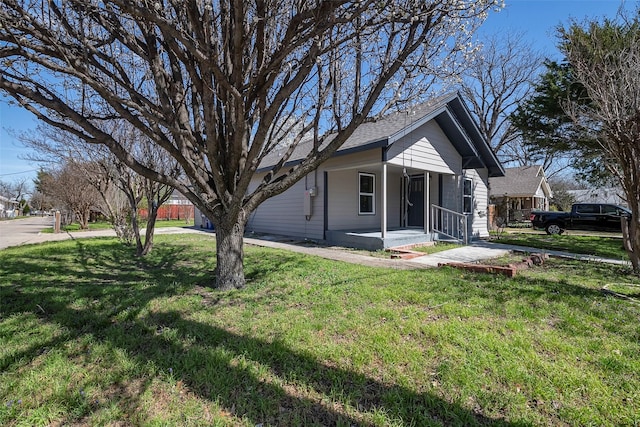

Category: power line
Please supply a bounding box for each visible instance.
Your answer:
[0,169,38,177]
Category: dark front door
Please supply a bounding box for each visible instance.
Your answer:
[407,175,424,227]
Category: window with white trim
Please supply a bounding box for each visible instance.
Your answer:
[358,172,375,215]
[463,177,473,214]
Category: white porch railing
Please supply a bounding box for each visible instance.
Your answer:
[431,205,469,244]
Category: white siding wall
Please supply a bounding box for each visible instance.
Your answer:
[387,170,402,228]
[327,168,380,230]
[386,121,462,175]
[247,149,387,239]
[325,167,402,231]
[246,172,324,240]
[194,209,203,228]
[429,173,439,212]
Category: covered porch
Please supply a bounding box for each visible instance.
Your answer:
[324,162,467,250]
[494,195,549,223]
[325,228,434,251]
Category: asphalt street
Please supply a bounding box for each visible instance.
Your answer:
[0,216,123,250]
[0,215,61,250]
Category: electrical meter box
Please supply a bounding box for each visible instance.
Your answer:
[303,187,317,216]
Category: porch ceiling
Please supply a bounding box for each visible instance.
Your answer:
[325,161,453,176]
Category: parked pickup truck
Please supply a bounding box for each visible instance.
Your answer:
[531,203,631,234]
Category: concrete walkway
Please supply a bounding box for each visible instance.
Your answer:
[0,218,628,268]
[215,230,630,268]
[247,237,629,268]
[407,239,630,267]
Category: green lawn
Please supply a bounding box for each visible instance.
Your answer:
[153,218,194,228]
[41,218,193,233]
[492,232,628,260]
[1,234,639,426]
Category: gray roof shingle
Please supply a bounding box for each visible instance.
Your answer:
[259,93,455,169]
[489,165,545,197]
[258,92,505,177]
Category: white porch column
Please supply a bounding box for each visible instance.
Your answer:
[424,171,430,233]
[381,163,387,238]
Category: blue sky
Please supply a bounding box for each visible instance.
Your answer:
[0,0,634,186]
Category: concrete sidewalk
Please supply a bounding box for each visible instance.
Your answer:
[243,235,421,270]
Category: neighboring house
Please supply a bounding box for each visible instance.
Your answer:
[201,92,504,250]
[567,187,627,207]
[0,195,20,219]
[489,165,552,223]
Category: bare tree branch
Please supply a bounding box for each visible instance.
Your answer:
[1,0,500,288]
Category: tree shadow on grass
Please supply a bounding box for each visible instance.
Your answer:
[1,237,635,425]
[0,238,534,426]
[123,310,532,426]
[0,295,524,425]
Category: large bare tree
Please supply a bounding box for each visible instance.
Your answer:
[104,123,179,256]
[457,30,573,177]
[459,31,542,156]
[560,12,640,272]
[0,0,499,289]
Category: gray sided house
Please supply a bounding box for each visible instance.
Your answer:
[489,165,552,223]
[197,93,504,250]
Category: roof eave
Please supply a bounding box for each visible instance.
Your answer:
[449,96,505,177]
[255,138,388,174]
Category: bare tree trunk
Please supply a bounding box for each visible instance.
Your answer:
[622,216,640,273]
[140,207,158,256]
[77,209,90,229]
[121,186,143,253]
[130,205,143,255]
[214,219,246,290]
[184,206,192,224]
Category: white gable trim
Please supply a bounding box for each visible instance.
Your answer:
[387,106,482,171]
[388,106,448,144]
